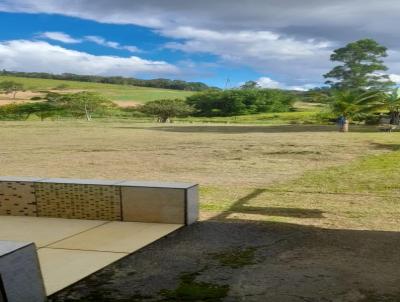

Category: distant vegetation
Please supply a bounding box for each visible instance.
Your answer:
[1,38,399,128]
[0,70,216,91]
[187,89,296,117]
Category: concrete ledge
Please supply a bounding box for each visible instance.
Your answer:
[0,177,199,225]
[0,241,46,302]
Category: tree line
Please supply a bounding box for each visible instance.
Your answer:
[0,70,216,91]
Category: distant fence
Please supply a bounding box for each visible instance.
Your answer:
[0,177,199,225]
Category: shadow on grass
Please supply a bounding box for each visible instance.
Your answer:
[212,189,324,220]
[371,142,400,151]
[115,124,384,134]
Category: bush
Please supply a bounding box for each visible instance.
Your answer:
[138,99,194,122]
[30,96,43,100]
[186,89,295,117]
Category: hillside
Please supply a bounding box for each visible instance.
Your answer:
[0,75,194,106]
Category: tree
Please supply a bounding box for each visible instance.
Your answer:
[0,81,24,99]
[240,81,260,90]
[186,89,295,117]
[324,39,394,91]
[56,91,114,121]
[138,99,193,123]
[376,89,400,125]
[329,90,382,131]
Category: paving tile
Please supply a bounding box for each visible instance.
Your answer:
[48,221,182,253]
[0,216,106,247]
[38,248,125,295]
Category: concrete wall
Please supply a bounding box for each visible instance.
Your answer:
[0,177,199,225]
[0,241,46,302]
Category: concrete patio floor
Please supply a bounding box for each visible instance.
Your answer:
[0,216,182,295]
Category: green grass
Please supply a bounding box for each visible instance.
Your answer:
[277,149,400,194]
[160,271,229,301]
[210,247,258,268]
[0,75,194,103]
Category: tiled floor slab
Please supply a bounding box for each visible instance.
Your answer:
[38,248,125,295]
[0,216,106,247]
[0,216,183,296]
[49,221,183,253]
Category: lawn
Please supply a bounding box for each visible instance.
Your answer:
[0,121,398,231]
[1,121,399,301]
[0,75,194,104]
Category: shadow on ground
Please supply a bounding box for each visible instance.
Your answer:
[49,189,400,302]
[115,124,384,134]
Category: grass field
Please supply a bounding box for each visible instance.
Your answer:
[1,121,399,300]
[0,121,398,231]
[0,75,194,104]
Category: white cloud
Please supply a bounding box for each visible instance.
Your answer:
[0,40,179,77]
[2,0,400,85]
[38,31,141,53]
[162,27,332,60]
[38,31,81,44]
[256,77,281,89]
[161,27,333,84]
[84,35,141,53]
[389,74,400,84]
[256,77,316,91]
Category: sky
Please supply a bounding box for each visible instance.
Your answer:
[0,1,400,89]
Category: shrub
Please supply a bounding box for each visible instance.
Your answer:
[138,99,194,122]
[186,89,295,117]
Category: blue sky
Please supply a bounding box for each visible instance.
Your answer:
[0,11,261,88]
[1,1,400,89]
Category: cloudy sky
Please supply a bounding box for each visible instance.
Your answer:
[0,0,400,89]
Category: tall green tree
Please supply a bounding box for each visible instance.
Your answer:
[324,39,394,91]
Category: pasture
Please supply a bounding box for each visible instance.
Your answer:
[0,75,194,106]
[1,121,399,301]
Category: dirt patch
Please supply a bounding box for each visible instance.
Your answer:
[113,101,140,108]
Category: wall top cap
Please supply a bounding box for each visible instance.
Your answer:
[117,180,198,189]
[0,240,33,256]
[0,176,45,182]
[37,178,125,186]
[0,176,198,189]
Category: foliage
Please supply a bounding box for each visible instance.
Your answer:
[0,80,24,98]
[240,81,260,90]
[186,89,295,117]
[53,91,115,121]
[378,89,400,124]
[0,70,215,91]
[324,39,394,91]
[138,99,194,122]
[329,89,383,120]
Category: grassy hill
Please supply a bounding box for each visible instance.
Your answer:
[0,75,194,104]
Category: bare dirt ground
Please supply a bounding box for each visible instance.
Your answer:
[1,121,399,301]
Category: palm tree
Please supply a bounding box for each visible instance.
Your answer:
[379,89,400,125]
[330,90,382,132]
